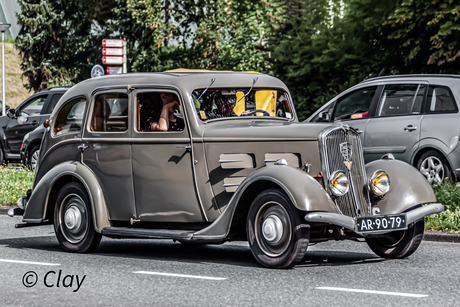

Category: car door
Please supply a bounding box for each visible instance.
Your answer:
[81,90,136,221]
[4,94,50,156]
[130,89,203,223]
[330,85,381,144]
[363,83,426,163]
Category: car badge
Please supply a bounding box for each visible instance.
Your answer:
[340,142,353,170]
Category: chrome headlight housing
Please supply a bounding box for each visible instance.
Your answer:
[328,171,349,197]
[369,170,390,196]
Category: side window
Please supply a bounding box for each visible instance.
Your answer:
[91,93,129,132]
[48,93,64,113]
[136,91,184,132]
[333,86,377,120]
[376,84,418,117]
[425,85,458,113]
[19,96,47,116]
[53,98,86,136]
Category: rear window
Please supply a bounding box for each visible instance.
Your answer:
[53,97,86,136]
[192,88,294,121]
[425,85,457,113]
[376,84,418,117]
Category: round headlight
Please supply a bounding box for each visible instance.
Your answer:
[369,170,390,196]
[328,171,349,197]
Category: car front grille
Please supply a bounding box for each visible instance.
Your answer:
[319,126,371,217]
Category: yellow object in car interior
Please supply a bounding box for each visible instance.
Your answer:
[233,90,277,116]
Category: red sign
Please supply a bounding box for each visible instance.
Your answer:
[102,39,123,48]
[107,67,123,74]
[103,48,123,56]
[103,56,123,65]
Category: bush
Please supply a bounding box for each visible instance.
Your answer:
[0,166,34,206]
[425,182,460,233]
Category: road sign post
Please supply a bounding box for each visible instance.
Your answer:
[101,38,127,73]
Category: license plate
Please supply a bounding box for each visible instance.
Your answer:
[356,214,407,233]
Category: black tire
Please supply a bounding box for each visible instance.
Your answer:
[53,182,101,253]
[246,189,309,269]
[365,219,424,259]
[416,150,452,184]
[0,146,3,166]
[28,145,40,171]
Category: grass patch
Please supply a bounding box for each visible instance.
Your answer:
[425,182,460,233]
[0,166,34,206]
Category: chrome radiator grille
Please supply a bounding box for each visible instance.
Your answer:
[319,127,371,217]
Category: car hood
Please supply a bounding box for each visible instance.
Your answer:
[202,119,333,141]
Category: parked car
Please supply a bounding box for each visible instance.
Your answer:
[306,75,460,184]
[0,100,10,116]
[10,71,443,269]
[0,86,68,164]
[20,125,46,170]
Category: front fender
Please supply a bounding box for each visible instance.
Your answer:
[193,165,337,240]
[366,159,436,215]
[22,161,110,233]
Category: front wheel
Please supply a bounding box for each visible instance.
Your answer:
[365,219,424,258]
[53,182,101,253]
[246,189,309,268]
[28,145,40,171]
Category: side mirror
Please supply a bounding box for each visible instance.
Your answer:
[319,111,330,122]
[6,108,15,119]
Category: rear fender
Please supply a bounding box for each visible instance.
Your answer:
[366,159,436,215]
[22,161,110,233]
[193,165,337,240]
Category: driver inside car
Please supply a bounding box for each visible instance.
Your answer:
[150,92,185,131]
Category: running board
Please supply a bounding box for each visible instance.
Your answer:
[101,227,195,240]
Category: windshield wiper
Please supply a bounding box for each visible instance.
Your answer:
[195,78,216,105]
[237,77,258,103]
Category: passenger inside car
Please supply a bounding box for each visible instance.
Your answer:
[148,92,184,132]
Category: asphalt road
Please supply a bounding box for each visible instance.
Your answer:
[0,215,459,307]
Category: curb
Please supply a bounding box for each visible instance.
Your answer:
[423,231,460,243]
[0,207,459,242]
[0,207,12,215]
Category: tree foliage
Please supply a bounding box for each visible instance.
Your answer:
[15,0,460,118]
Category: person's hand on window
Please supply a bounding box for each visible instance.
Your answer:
[351,111,368,119]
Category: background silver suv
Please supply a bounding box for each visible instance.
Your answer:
[307,75,460,184]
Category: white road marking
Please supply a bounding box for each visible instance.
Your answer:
[0,259,60,266]
[316,286,428,298]
[134,271,227,281]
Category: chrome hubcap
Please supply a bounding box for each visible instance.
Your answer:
[59,194,88,244]
[255,201,292,257]
[420,156,444,184]
[64,205,82,230]
[262,214,283,243]
[31,150,39,170]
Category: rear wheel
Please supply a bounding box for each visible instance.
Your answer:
[246,189,309,268]
[365,219,424,258]
[53,182,101,253]
[416,150,451,184]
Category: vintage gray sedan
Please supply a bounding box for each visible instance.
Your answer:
[11,70,444,268]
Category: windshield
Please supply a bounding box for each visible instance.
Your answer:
[192,88,294,121]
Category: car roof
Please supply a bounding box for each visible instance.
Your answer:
[360,74,460,84]
[53,72,288,115]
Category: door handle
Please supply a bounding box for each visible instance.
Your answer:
[176,144,192,150]
[78,144,88,152]
[404,125,417,132]
[351,127,363,134]
[32,120,39,126]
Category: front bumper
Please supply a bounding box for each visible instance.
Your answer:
[304,203,444,235]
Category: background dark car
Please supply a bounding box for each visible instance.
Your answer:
[0,86,68,164]
[20,125,45,170]
[0,100,11,116]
